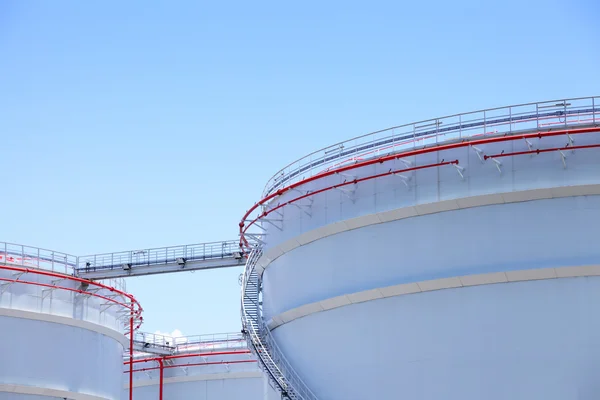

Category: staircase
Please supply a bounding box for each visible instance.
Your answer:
[241,247,318,400]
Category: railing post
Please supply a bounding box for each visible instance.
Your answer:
[536,103,539,130]
[483,110,487,135]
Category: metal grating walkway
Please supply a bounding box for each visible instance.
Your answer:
[76,240,245,279]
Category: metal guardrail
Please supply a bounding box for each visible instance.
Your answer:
[241,246,317,400]
[76,240,241,273]
[0,242,127,292]
[263,96,600,196]
[0,241,77,275]
[134,331,247,355]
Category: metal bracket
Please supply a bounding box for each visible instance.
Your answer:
[290,203,312,217]
[336,172,357,181]
[489,157,503,174]
[335,186,356,202]
[244,233,267,246]
[524,138,535,156]
[453,164,466,180]
[100,303,117,313]
[260,218,283,231]
[398,158,413,168]
[559,150,567,169]
[41,287,58,300]
[471,146,485,163]
[391,172,412,189]
[289,188,311,195]
[270,210,284,219]
[566,133,575,153]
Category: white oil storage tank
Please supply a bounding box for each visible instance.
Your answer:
[124,331,279,399]
[0,242,142,400]
[241,96,600,400]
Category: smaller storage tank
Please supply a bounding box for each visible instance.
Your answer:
[0,242,142,400]
[124,332,280,399]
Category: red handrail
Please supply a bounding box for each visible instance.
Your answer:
[240,126,600,250]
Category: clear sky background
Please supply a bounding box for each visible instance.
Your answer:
[1,1,598,338]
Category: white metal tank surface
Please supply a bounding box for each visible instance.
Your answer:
[124,332,279,400]
[241,97,600,399]
[0,243,142,400]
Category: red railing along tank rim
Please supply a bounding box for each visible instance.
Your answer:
[239,125,600,251]
[0,264,143,324]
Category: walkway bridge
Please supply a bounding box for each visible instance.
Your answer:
[76,240,248,279]
[130,331,247,356]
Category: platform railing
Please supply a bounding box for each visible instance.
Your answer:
[263,96,600,196]
[132,331,247,355]
[0,242,130,291]
[77,240,241,273]
[0,241,78,275]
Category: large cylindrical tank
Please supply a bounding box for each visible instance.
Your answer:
[0,242,139,400]
[248,97,600,399]
[124,332,279,399]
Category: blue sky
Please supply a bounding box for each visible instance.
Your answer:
[1,1,598,337]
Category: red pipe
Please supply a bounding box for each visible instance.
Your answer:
[0,264,140,304]
[483,143,600,159]
[158,358,163,400]
[129,315,134,400]
[0,265,144,331]
[239,126,600,249]
[240,160,459,247]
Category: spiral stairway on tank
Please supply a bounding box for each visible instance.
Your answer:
[241,246,318,400]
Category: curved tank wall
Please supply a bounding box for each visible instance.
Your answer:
[257,122,600,399]
[0,246,131,400]
[124,350,280,400]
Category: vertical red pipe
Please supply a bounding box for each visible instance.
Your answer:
[158,358,164,400]
[129,315,134,400]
